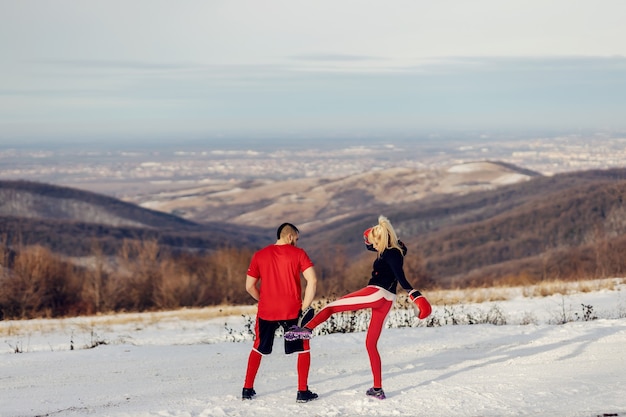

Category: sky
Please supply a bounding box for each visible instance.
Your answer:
[2,281,626,416]
[1,0,626,145]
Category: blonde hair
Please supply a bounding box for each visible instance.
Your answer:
[368,215,403,255]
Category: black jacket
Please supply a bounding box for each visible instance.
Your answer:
[366,243,413,294]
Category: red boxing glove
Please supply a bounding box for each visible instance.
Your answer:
[363,227,373,245]
[363,227,376,251]
[409,290,432,319]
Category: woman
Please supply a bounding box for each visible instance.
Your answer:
[285,215,431,400]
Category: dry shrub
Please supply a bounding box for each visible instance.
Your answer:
[403,248,436,290]
[3,238,317,318]
[101,239,246,311]
[465,288,511,303]
[524,281,570,297]
[0,245,81,319]
[206,246,255,305]
[109,239,163,311]
[324,256,372,297]
[423,286,514,306]
[521,277,620,298]
[151,258,188,310]
[499,271,540,288]
[314,244,356,296]
[80,241,109,314]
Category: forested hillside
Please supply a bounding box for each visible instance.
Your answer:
[305,168,626,288]
[0,180,271,255]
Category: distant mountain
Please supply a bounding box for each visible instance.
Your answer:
[0,180,270,256]
[124,160,541,230]
[0,180,198,229]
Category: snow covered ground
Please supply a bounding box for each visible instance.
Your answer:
[2,281,626,417]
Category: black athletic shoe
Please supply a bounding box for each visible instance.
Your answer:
[296,389,319,403]
[242,387,256,400]
[366,387,386,400]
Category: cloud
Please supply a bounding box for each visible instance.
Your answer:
[33,59,195,71]
[289,54,386,62]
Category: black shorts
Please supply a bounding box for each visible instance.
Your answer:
[252,317,309,355]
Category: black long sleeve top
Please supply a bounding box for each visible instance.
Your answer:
[366,245,413,294]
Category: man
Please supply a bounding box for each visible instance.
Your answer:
[241,222,319,403]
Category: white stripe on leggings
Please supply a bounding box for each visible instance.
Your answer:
[326,285,396,308]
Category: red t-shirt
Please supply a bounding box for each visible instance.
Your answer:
[247,244,314,321]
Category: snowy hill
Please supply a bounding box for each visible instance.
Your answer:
[2,279,625,417]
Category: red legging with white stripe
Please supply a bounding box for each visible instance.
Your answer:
[305,285,396,388]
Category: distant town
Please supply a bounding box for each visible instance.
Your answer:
[1,133,625,200]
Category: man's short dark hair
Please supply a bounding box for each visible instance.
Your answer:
[277,222,299,239]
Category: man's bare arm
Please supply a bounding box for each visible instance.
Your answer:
[301,266,317,309]
[245,275,260,301]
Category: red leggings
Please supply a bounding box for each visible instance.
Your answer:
[306,285,395,388]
